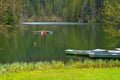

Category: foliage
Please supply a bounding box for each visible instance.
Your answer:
[100,0,120,24]
[0,0,23,37]
[0,0,23,25]
[1,0,120,24]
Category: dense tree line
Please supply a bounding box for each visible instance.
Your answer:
[23,0,103,22]
[23,0,120,23]
[0,0,120,25]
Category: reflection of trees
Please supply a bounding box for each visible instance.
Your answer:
[103,25,120,49]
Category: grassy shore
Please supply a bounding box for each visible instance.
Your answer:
[0,60,120,80]
[0,68,120,80]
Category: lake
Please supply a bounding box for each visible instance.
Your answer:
[0,22,119,63]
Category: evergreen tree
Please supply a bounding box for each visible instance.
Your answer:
[100,0,120,24]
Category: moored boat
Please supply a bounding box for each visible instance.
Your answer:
[65,48,120,59]
[89,49,120,59]
[115,48,120,51]
[65,49,91,56]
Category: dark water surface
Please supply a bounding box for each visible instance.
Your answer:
[0,22,120,63]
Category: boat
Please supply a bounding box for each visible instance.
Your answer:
[115,48,120,51]
[65,48,120,59]
[89,49,120,59]
[65,49,91,56]
[34,30,53,35]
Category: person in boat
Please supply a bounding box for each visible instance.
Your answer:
[34,30,53,35]
[41,30,48,35]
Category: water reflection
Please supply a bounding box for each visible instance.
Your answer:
[103,25,120,49]
[0,23,120,63]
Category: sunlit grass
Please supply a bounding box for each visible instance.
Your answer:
[0,59,120,80]
[0,68,120,80]
[0,59,120,74]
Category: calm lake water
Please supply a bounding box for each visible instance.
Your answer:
[0,22,120,63]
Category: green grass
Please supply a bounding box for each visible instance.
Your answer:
[0,60,120,80]
[0,68,120,80]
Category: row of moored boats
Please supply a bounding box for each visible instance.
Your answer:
[65,48,120,59]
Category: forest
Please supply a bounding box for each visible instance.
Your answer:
[0,0,120,25]
[23,0,120,23]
